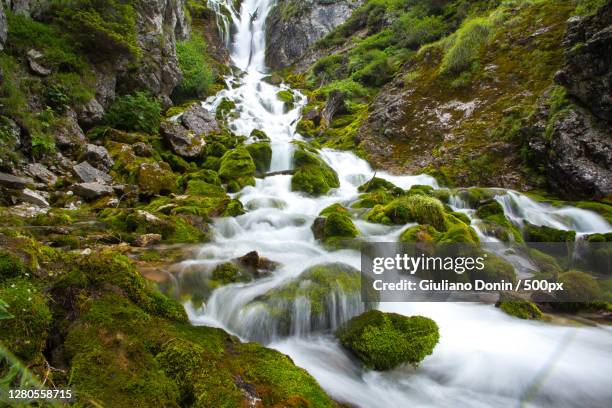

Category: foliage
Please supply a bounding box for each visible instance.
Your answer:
[54,0,140,60]
[104,92,162,134]
[175,36,215,100]
[439,16,492,75]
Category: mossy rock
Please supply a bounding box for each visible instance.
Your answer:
[312,205,359,249]
[178,169,221,189]
[456,188,496,207]
[291,146,340,196]
[497,293,542,320]
[211,262,253,286]
[250,128,269,141]
[523,222,576,243]
[246,141,272,173]
[475,201,523,243]
[277,90,295,110]
[245,263,368,339]
[366,195,447,231]
[470,253,516,284]
[0,250,30,279]
[553,271,601,312]
[216,97,237,120]
[137,161,178,196]
[218,147,256,192]
[185,180,226,196]
[0,279,51,362]
[357,177,399,193]
[336,310,439,370]
[352,190,397,209]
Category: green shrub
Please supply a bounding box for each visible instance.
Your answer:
[336,310,439,370]
[440,17,492,75]
[393,13,447,50]
[174,36,215,100]
[104,92,162,134]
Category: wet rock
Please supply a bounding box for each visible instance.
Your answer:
[555,3,612,122]
[321,90,346,126]
[27,49,51,76]
[134,233,162,247]
[72,182,114,201]
[82,144,114,172]
[235,251,278,275]
[26,163,57,185]
[160,121,204,158]
[181,104,220,136]
[73,161,112,184]
[0,172,33,189]
[265,0,364,69]
[0,1,6,52]
[19,188,49,207]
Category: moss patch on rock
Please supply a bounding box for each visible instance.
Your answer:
[291,145,340,196]
[336,310,439,370]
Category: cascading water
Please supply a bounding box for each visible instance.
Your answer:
[182,2,612,406]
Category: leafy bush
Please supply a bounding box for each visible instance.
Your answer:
[440,16,492,75]
[104,92,162,134]
[393,13,446,50]
[174,36,215,100]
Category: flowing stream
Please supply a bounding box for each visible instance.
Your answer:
[180,1,612,406]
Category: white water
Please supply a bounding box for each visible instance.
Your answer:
[185,2,612,406]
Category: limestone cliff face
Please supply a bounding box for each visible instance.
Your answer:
[265,0,363,69]
[118,0,191,107]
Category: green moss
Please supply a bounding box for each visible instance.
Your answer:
[470,253,516,284]
[211,262,252,286]
[246,142,272,173]
[555,271,601,311]
[0,279,51,362]
[366,195,447,231]
[498,299,543,320]
[137,161,178,196]
[0,251,29,279]
[218,147,256,192]
[248,263,364,330]
[523,222,576,243]
[185,180,226,196]
[475,201,522,243]
[440,16,492,75]
[291,146,340,196]
[314,206,360,250]
[216,98,237,120]
[277,90,295,110]
[358,177,399,193]
[336,310,439,370]
[250,128,269,141]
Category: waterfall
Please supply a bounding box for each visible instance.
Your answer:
[178,2,612,407]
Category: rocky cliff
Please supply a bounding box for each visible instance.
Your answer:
[265,0,363,69]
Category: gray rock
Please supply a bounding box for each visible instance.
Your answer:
[20,188,49,207]
[160,121,204,158]
[265,0,363,69]
[26,163,58,185]
[134,233,162,247]
[53,112,87,155]
[133,142,154,157]
[0,1,6,52]
[0,172,33,189]
[9,0,51,18]
[72,182,114,201]
[527,104,612,199]
[82,144,114,171]
[27,49,51,76]
[76,98,105,127]
[73,161,112,184]
[555,3,612,122]
[181,104,220,136]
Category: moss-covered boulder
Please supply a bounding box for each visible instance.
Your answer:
[523,222,576,243]
[553,271,601,312]
[358,177,399,193]
[277,89,295,111]
[336,310,439,370]
[312,204,359,249]
[469,253,516,284]
[367,195,447,231]
[496,293,543,320]
[218,147,256,192]
[246,141,272,173]
[474,201,523,243]
[244,263,369,341]
[291,145,340,196]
